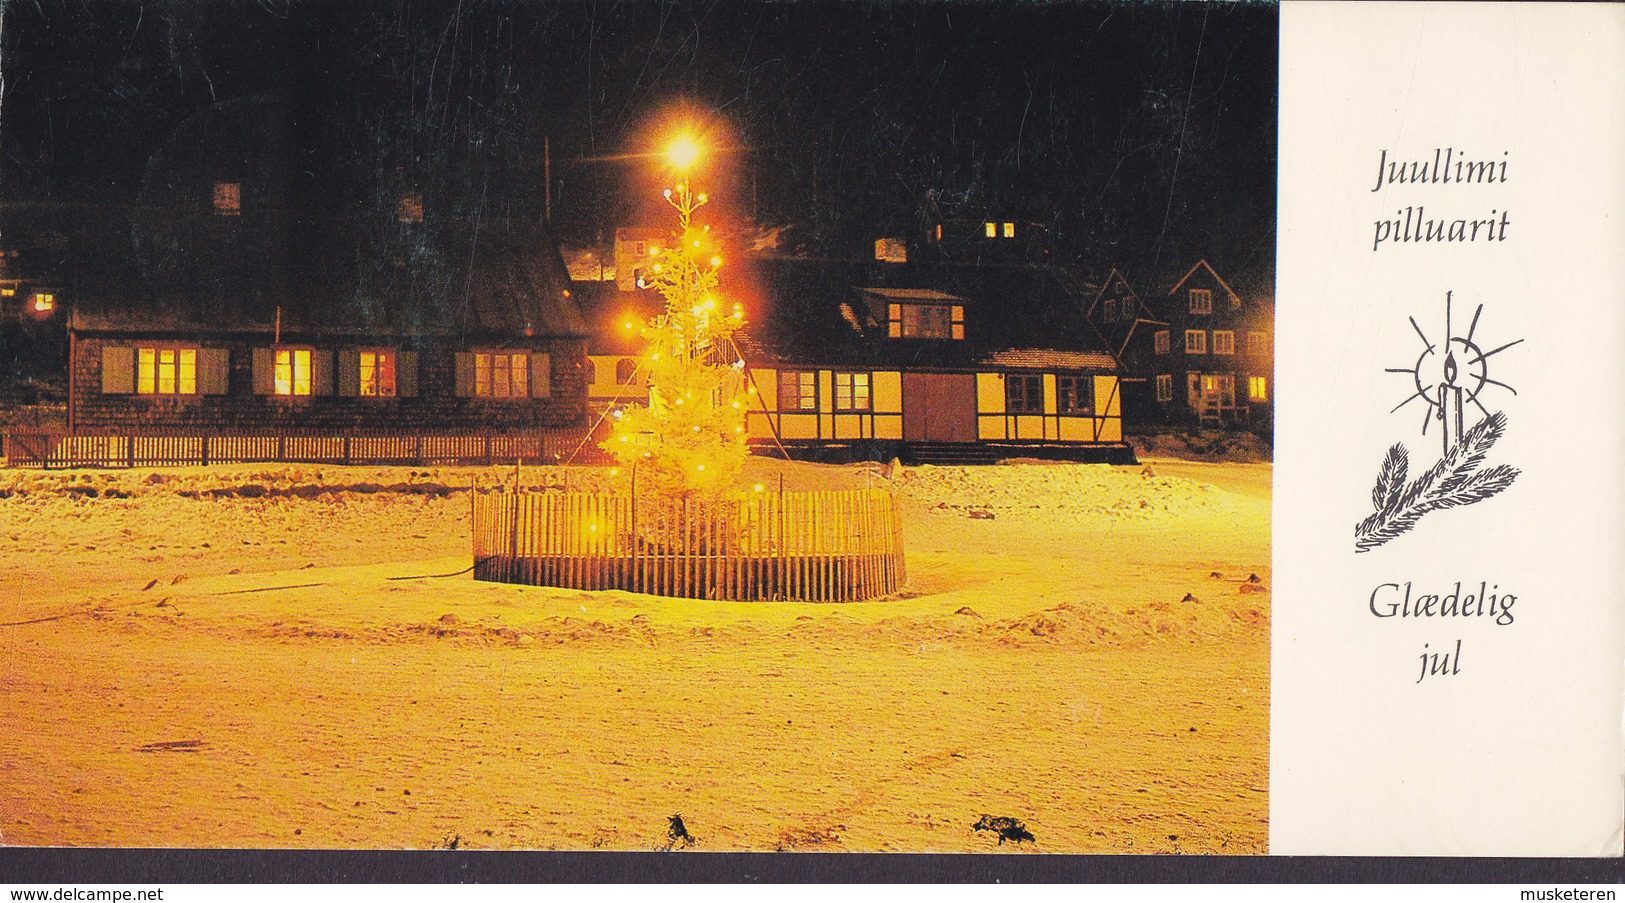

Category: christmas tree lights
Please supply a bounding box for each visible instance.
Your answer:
[603,178,751,499]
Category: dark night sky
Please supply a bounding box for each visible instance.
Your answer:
[0,0,1276,290]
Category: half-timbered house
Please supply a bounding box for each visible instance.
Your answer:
[736,254,1132,464]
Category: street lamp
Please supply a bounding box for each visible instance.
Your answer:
[665,134,703,172]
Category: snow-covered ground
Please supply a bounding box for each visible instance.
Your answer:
[0,455,1269,852]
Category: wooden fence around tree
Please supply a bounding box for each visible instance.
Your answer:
[0,430,612,469]
[472,488,905,603]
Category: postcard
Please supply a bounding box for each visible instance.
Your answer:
[0,0,1616,870]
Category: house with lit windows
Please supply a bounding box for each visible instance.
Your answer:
[1132,259,1273,429]
[733,254,1132,464]
[63,93,587,437]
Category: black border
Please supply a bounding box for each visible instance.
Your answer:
[1,850,1621,884]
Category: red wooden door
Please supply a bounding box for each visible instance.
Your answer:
[902,372,977,442]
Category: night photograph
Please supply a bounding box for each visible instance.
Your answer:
[0,0,1276,854]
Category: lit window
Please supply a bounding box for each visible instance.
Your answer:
[1189,288,1213,314]
[1156,374,1173,402]
[1212,330,1236,355]
[1185,330,1207,354]
[1247,331,1268,354]
[137,347,197,395]
[1201,374,1236,405]
[1103,299,1118,322]
[833,372,871,411]
[632,241,647,257]
[1056,375,1092,415]
[31,293,55,313]
[778,371,817,411]
[0,286,14,296]
[1154,330,1171,355]
[398,193,424,224]
[359,350,397,397]
[1006,374,1043,413]
[615,359,638,385]
[984,222,997,238]
[1248,376,1268,401]
[892,304,963,339]
[934,224,943,242]
[213,182,241,216]
[474,351,530,398]
[1002,222,1015,238]
[275,349,312,396]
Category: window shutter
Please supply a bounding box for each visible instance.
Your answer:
[252,348,276,395]
[397,351,418,397]
[100,346,135,394]
[198,348,231,395]
[530,352,551,399]
[454,352,474,397]
[311,350,335,396]
[336,350,360,397]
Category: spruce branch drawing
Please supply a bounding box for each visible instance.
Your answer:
[1363,292,1523,552]
[1355,411,1519,552]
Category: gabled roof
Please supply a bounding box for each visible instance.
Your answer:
[859,287,968,303]
[1085,266,1141,320]
[72,218,585,339]
[1115,316,1173,358]
[982,349,1117,370]
[736,254,1120,373]
[66,92,583,341]
[1166,258,1241,303]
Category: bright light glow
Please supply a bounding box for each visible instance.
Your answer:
[623,320,635,330]
[709,256,722,268]
[753,484,764,493]
[666,135,702,170]
[696,464,705,472]
[697,193,708,204]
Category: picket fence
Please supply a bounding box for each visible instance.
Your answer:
[1,431,611,469]
[472,488,904,602]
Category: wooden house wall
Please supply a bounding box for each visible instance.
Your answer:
[975,373,1122,443]
[746,367,905,442]
[70,334,588,434]
[1147,264,1273,428]
[745,365,1121,445]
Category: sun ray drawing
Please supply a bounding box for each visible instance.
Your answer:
[1355,291,1522,552]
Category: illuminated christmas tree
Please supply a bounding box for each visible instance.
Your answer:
[602,172,752,499]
